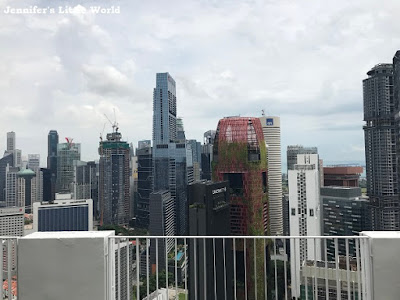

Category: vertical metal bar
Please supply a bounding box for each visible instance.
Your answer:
[244,238,247,300]
[127,238,130,300]
[254,238,257,300]
[213,238,217,300]
[360,238,367,299]
[0,240,3,300]
[185,238,188,300]
[166,237,169,297]
[203,238,207,299]
[194,238,197,300]
[264,238,267,300]
[7,239,12,300]
[363,237,372,300]
[175,238,178,298]
[118,239,121,300]
[282,238,288,300]
[15,239,19,300]
[314,238,318,300]
[274,238,278,300]
[223,238,227,300]
[292,238,298,300]
[136,238,139,300]
[234,238,237,300]
[304,241,309,300]
[335,238,340,300]
[346,239,351,300]
[156,238,159,297]
[324,239,329,300]
[146,238,149,298]
[355,239,361,300]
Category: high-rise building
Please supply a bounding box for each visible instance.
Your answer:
[47,130,58,200]
[33,199,93,231]
[152,72,193,235]
[259,116,283,236]
[323,166,363,187]
[56,138,80,193]
[136,142,153,228]
[40,168,52,201]
[149,190,175,271]
[0,153,13,204]
[201,130,216,181]
[363,63,398,230]
[27,154,40,171]
[187,139,202,182]
[72,160,98,219]
[0,207,24,236]
[188,180,233,300]
[99,130,130,226]
[5,165,19,207]
[287,145,318,173]
[13,149,22,168]
[6,132,15,153]
[289,153,321,298]
[393,52,400,232]
[212,117,268,299]
[17,168,36,213]
[321,186,371,260]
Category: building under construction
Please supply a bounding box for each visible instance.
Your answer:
[98,130,130,226]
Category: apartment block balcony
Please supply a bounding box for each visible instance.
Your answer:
[0,231,399,300]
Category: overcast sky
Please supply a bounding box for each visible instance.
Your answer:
[1,0,399,167]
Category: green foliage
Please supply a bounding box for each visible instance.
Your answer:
[24,219,33,225]
[98,224,148,236]
[139,270,175,299]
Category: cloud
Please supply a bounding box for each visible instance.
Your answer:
[0,0,398,164]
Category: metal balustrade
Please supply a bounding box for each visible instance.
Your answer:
[109,236,371,300]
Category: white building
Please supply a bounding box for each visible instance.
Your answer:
[5,165,19,207]
[6,132,15,152]
[259,116,283,235]
[33,199,93,232]
[27,154,40,171]
[289,153,321,298]
[0,207,24,237]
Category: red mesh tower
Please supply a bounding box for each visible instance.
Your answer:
[212,117,268,299]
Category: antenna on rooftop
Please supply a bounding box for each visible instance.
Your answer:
[262,109,265,116]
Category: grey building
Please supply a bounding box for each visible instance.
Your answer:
[152,72,193,235]
[322,186,371,260]
[56,139,81,193]
[287,145,318,173]
[135,143,153,228]
[0,153,13,204]
[188,180,233,300]
[47,130,58,200]
[73,160,99,219]
[201,130,216,181]
[99,130,130,226]
[6,132,15,153]
[149,190,175,271]
[363,63,398,230]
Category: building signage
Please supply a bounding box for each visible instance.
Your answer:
[266,118,274,126]
[212,187,227,194]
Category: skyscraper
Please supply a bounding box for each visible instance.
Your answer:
[212,117,268,299]
[289,153,321,298]
[27,154,40,171]
[6,132,15,153]
[17,168,36,213]
[47,130,58,200]
[287,145,318,173]
[152,72,193,235]
[201,130,216,181]
[188,180,233,300]
[72,160,99,219]
[363,63,398,230]
[0,153,13,203]
[99,130,130,226]
[56,138,81,193]
[136,141,153,228]
[259,116,283,236]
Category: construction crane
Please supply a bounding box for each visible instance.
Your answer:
[99,123,106,141]
[103,108,118,133]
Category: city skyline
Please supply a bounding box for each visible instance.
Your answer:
[2,0,400,166]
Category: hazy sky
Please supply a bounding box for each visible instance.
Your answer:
[1,0,399,166]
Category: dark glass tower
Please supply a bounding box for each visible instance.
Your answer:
[152,72,192,235]
[363,63,398,230]
[99,130,130,226]
[47,130,58,199]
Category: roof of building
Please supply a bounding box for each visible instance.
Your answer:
[17,168,35,176]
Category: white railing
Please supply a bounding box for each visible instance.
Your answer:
[109,236,371,300]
